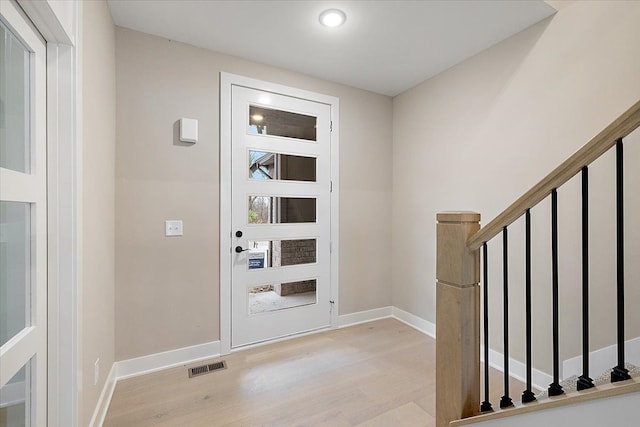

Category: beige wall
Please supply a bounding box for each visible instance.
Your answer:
[392,0,640,373]
[81,0,116,425]
[115,28,393,360]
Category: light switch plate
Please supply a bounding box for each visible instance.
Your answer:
[165,220,183,236]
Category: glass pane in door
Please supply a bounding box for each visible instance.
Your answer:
[0,20,30,173]
[248,279,317,315]
[245,238,317,269]
[249,150,316,182]
[248,105,317,141]
[0,201,30,347]
[0,359,31,427]
[248,196,316,224]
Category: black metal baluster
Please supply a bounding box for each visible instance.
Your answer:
[578,167,595,390]
[500,227,513,408]
[548,189,564,396]
[612,138,631,382]
[522,210,536,403]
[481,242,493,412]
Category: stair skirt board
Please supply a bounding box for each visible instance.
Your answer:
[480,336,640,394]
[451,378,640,427]
[562,337,640,380]
[538,362,639,398]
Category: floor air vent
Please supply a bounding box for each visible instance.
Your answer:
[188,361,227,378]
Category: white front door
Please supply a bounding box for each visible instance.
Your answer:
[0,1,47,425]
[229,82,334,348]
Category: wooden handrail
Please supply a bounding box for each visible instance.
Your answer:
[468,100,640,250]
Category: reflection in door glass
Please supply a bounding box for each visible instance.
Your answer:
[248,279,317,315]
[245,238,317,270]
[0,201,30,347]
[0,21,31,173]
[248,105,317,141]
[249,150,316,182]
[0,360,31,427]
[248,196,316,224]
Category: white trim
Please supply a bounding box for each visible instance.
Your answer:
[16,0,74,44]
[329,96,340,329]
[115,341,221,381]
[336,306,437,339]
[222,73,340,106]
[16,0,81,425]
[46,38,79,427]
[74,2,84,426]
[482,346,553,391]
[562,337,640,380]
[392,307,437,338]
[2,0,79,424]
[219,73,232,355]
[87,363,116,427]
[337,306,393,327]
[219,72,339,354]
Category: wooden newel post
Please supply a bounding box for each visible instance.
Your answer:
[436,212,481,427]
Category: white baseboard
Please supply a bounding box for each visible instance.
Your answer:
[392,306,436,338]
[482,347,552,391]
[88,362,116,427]
[115,340,221,381]
[337,306,436,339]
[337,306,393,327]
[562,336,640,380]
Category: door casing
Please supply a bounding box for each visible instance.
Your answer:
[14,0,80,425]
[219,72,339,355]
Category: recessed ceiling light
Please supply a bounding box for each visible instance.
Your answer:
[319,9,346,28]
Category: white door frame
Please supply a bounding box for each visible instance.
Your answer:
[219,72,339,355]
[16,0,80,425]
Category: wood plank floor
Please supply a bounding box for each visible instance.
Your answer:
[104,319,528,426]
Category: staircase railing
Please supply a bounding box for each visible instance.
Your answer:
[436,100,640,427]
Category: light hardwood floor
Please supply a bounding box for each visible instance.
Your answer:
[104,319,528,426]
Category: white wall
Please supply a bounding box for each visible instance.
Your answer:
[392,0,640,374]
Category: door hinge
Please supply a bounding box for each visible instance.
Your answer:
[330,121,333,132]
[330,181,333,193]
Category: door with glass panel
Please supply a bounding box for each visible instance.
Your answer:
[0,1,47,425]
[231,85,332,347]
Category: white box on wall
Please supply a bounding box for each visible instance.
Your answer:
[180,118,198,143]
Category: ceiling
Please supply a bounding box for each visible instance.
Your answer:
[107,1,556,97]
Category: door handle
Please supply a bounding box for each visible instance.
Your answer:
[235,246,250,253]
